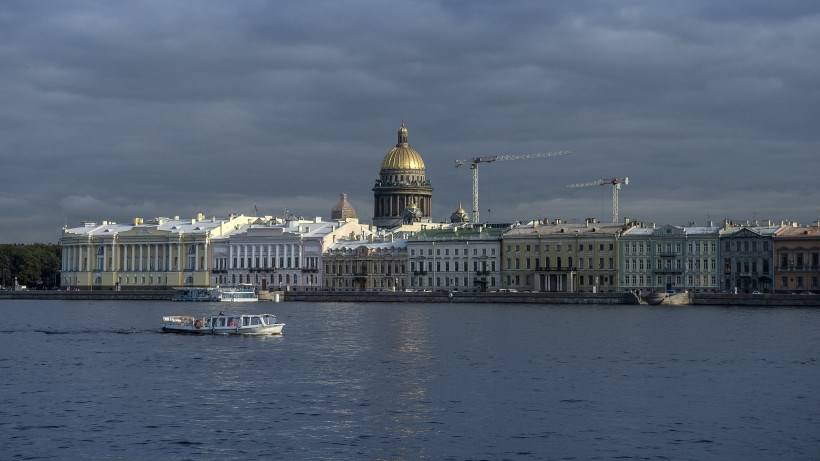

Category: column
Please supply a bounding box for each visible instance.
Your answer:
[204,241,208,271]
[154,244,159,272]
[123,245,129,272]
[194,243,200,271]
[267,245,272,268]
[276,244,280,268]
[102,245,108,271]
[229,245,234,269]
[167,243,172,271]
[251,245,256,269]
[297,244,302,269]
[138,245,143,271]
[177,243,182,272]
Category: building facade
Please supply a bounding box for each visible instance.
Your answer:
[323,240,408,291]
[619,225,719,293]
[719,225,778,293]
[503,219,623,292]
[372,123,433,228]
[773,225,820,293]
[210,217,374,291]
[407,227,504,292]
[60,214,255,289]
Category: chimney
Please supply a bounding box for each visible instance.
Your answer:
[133,217,143,225]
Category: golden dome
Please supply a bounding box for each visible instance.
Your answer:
[380,123,426,171]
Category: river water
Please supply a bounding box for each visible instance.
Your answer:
[1,300,819,460]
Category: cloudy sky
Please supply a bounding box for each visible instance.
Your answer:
[1,1,819,242]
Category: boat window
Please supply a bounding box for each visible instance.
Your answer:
[243,317,250,326]
[217,317,226,327]
[251,317,262,326]
[227,317,238,328]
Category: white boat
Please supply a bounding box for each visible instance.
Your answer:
[219,284,258,302]
[161,313,285,335]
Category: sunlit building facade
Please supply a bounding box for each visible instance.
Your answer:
[60,214,256,289]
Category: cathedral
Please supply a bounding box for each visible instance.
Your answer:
[372,123,433,228]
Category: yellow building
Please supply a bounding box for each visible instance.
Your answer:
[59,213,257,289]
[502,219,625,292]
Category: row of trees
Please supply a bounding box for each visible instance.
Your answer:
[0,244,61,289]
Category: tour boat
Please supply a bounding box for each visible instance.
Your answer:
[218,284,258,302]
[161,313,285,335]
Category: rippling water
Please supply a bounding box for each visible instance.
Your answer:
[1,300,819,460]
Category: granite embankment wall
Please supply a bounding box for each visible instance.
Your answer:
[0,290,175,301]
[693,293,820,307]
[286,291,639,305]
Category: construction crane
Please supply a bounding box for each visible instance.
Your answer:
[454,151,572,224]
[566,177,629,224]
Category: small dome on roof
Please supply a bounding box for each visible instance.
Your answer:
[331,193,358,220]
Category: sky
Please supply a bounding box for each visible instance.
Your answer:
[1,0,819,242]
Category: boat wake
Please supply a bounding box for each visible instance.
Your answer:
[0,328,157,335]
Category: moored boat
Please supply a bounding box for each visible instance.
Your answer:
[161,313,285,335]
[219,284,258,302]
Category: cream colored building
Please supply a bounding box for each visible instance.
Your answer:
[502,219,625,293]
[60,214,256,289]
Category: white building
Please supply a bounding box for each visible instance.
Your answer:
[211,217,374,291]
[407,226,504,292]
[60,214,256,289]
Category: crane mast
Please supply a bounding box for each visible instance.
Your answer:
[455,150,571,224]
[566,177,629,223]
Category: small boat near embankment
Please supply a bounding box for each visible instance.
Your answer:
[161,313,285,335]
[218,284,258,302]
[645,292,691,306]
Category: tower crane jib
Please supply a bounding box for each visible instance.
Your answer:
[454,150,572,224]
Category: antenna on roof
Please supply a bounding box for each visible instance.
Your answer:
[254,204,259,216]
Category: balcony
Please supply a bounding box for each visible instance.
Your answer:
[659,252,677,258]
[413,270,428,276]
[476,270,491,276]
[654,268,683,274]
[301,267,319,273]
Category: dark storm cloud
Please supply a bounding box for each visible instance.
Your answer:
[1,0,819,242]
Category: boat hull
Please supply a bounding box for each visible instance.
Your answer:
[161,324,285,335]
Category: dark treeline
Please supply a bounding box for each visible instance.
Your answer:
[0,244,61,289]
